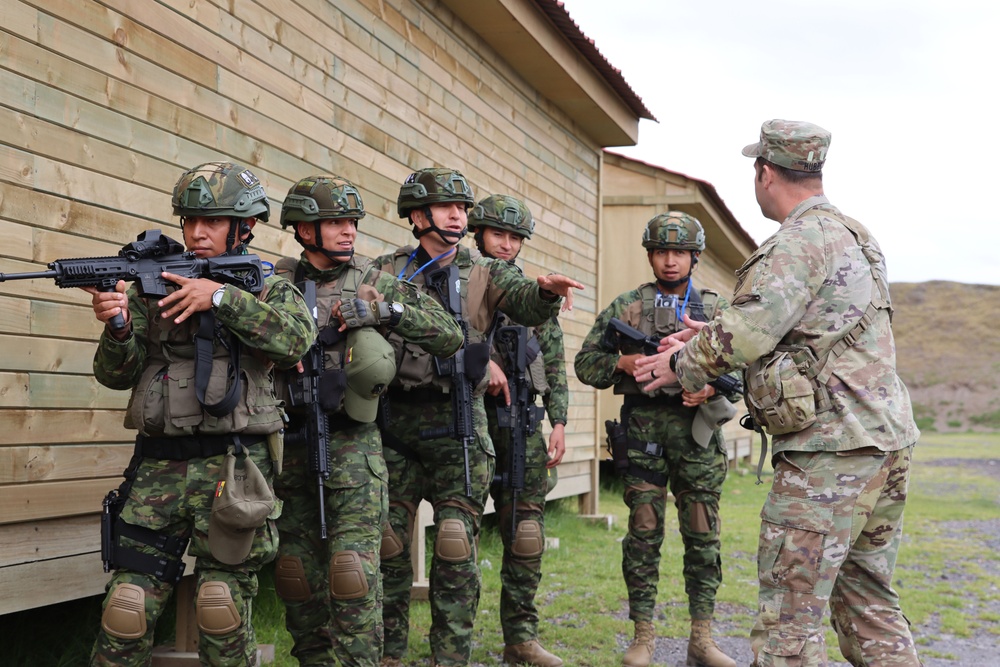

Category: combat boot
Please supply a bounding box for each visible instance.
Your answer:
[686,619,735,667]
[622,621,656,667]
[503,639,564,666]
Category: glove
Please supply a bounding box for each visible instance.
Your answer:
[340,298,381,329]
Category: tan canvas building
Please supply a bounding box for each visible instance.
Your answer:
[0,0,754,618]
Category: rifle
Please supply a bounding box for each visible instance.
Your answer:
[603,317,743,396]
[284,281,331,539]
[0,229,265,331]
[493,325,546,537]
[421,264,483,498]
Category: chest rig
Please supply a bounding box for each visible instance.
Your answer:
[274,256,379,416]
[123,287,282,438]
[616,283,719,397]
[379,246,493,394]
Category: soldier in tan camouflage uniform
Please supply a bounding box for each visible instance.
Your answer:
[87,162,317,666]
[637,121,921,667]
[270,175,464,667]
[468,194,568,667]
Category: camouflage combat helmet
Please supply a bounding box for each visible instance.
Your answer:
[642,211,706,252]
[396,168,474,218]
[172,161,270,222]
[280,175,366,228]
[468,194,534,239]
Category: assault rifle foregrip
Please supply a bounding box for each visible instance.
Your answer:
[604,317,743,396]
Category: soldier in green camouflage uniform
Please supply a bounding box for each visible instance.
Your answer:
[637,120,921,667]
[270,175,463,667]
[576,212,739,667]
[86,162,316,667]
[375,169,583,667]
[467,195,568,667]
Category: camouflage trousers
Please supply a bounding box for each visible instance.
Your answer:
[486,402,553,646]
[380,395,495,667]
[621,402,728,623]
[273,419,388,667]
[750,446,920,667]
[91,445,279,667]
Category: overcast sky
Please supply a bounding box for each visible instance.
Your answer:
[562,0,999,286]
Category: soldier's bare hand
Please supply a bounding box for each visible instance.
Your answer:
[157,273,220,324]
[486,360,510,405]
[665,315,707,347]
[634,342,685,391]
[330,300,349,332]
[82,280,131,338]
[682,384,715,407]
[616,353,643,376]
[547,423,566,467]
[536,274,585,312]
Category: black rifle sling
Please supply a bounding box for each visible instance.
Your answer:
[194,311,243,418]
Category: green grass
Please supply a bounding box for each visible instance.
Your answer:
[7,432,999,665]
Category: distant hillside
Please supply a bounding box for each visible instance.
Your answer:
[891,281,1000,432]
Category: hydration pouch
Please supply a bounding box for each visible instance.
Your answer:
[745,349,817,436]
[605,419,629,473]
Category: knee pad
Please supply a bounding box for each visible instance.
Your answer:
[196,581,241,636]
[688,501,712,533]
[274,555,310,603]
[101,583,147,640]
[630,502,658,533]
[511,519,544,558]
[380,525,405,560]
[435,518,471,562]
[330,550,370,600]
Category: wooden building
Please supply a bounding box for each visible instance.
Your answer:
[0,0,754,619]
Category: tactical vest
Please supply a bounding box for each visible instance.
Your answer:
[274,256,380,415]
[380,246,492,393]
[615,283,719,397]
[123,286,282,437]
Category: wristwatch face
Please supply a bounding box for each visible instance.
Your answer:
[391,302,404,315]
[212,287,225,308]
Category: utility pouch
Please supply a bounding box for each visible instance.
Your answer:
[605,419,629,473]
[745,349,817,435]
[101,489,126,573]
[267,428,285,476]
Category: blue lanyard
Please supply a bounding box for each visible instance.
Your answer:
[676,280,692,321]
[396,247,456,281]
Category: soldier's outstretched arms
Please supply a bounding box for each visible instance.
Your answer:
[487,259,579,327]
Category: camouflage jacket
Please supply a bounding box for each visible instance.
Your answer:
[94,273,316,389]
[281,254,463,358]
[576,282,732,398]
[676,195,919,453]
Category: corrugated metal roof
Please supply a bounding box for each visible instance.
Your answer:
[535,1,656,121]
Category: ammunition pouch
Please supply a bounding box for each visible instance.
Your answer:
[745,348,821,436]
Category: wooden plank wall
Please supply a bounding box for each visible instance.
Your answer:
[0,0,602,614]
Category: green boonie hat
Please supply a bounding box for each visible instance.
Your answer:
[469,194,535,239]
[642,211,706,251]
[742,119,831,172]
[397,168,475,218]
[209,447,275,565]
[172,161,270,221]
[280,175,366,228]
[343,328,397,423]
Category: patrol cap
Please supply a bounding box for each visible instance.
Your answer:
[692,396,737,448]
[343,328,397,423]
[209,448,275,565]
[742,120,831,172]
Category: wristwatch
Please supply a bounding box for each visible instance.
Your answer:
[211,286,226,310]
[387,301,405,327]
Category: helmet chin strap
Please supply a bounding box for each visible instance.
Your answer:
[224,219,254,256]
[411,206,466,243]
